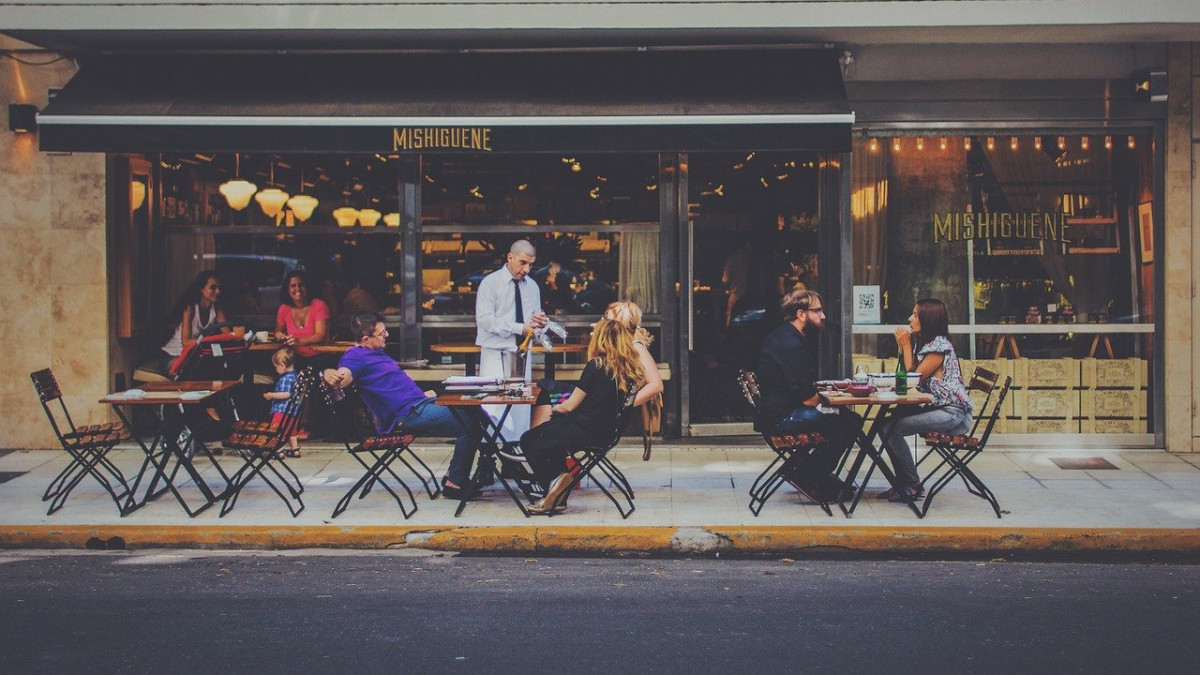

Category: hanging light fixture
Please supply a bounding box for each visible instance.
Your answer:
[939,137,947,151]
[383,212,401,227]
[964,137,972,151]
[129,179,147,211]
[286,163,319,222]
[1034,136,1043,151]
[1127,135,1137,149]
[1080,135,1090,151]
[357,208,382,227]
[915,137,924,151]
[868,138,879,153]
[219,153,257,211]
[1104,135,1113,150]
[255,158,290,217]
[333,159,359,227]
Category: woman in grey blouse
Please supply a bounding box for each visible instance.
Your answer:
[881,298,974,502]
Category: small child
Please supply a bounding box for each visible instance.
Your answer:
[263,348,301,457]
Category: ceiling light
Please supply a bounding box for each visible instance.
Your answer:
[287,194,319,222]
[1080,136,1090,150]
[219,153,257,210]
[383,212,400,227]
[256,188,289,217]
[357,208,382,227]
[332,207,359,228]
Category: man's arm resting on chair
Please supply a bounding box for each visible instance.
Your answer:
[323,367,354,388]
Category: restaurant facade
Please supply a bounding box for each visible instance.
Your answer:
[2,2,1198,452]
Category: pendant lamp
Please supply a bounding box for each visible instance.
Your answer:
[255,159,290,217]
[357,208,382,227]
[383,212,400,227]
[219,153,257,211]
[286,163,319,222]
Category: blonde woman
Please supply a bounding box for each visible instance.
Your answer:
[519,318,660,515]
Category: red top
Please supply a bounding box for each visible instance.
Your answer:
[276,298,330,358]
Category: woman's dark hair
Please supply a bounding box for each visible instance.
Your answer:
[164,270,221,341]
[913,297,950,353]
[280,269,311,308]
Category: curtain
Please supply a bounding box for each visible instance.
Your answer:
[618,230,660,313]
[852,138,889,287]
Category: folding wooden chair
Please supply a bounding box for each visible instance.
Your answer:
[737,369,831,516]
[31,369,134,515]
[218,367,314,517]
[541,392,640,518]
[320,379,441,519]
[918,369,1013,518]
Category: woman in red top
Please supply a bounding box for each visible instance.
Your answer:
[274,270,330,359]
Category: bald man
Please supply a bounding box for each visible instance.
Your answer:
[475,239,547,442]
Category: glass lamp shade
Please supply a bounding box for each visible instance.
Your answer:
[286,194,319,222]
[255,188,290,217]
[219,178,258,211]
[332,206,360,228]
[129,180,147,211]
[357,208,382,227]
[383,212,401,227]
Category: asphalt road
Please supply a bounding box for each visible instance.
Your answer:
[1,550,1197,673]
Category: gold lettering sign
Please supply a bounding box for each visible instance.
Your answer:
[932,212,1071,245]
[392,127,493,152]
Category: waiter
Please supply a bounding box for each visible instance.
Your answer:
[475,239,546,441]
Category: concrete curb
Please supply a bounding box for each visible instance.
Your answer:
[4,524,1200,556]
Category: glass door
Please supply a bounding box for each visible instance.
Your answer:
[683,151,824,434]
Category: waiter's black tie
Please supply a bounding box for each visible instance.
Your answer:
[513,278,524,345]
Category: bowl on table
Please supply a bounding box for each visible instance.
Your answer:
[847,383,875,397]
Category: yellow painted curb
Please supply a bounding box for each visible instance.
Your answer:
[3,524,1200,554]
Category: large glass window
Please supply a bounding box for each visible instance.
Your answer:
[851,133,1157,436]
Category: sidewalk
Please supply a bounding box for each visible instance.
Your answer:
[2,442,1199,556]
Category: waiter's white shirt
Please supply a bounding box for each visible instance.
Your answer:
[475,267,542,349]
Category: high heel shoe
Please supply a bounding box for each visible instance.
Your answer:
[527,472,574,515]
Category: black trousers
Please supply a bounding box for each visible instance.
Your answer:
[520,415,601,490]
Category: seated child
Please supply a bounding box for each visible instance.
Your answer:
[263,348,301,457]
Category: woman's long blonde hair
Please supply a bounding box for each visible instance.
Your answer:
[604,300,653,346]
[587,317,645,394]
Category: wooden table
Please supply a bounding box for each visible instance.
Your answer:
[820,389,934,518]
[428,342,587,378]
[436,387,541,517]
[101,380,239,517]
[248,340,358,355]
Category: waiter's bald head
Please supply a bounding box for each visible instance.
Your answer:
[506,239,537,281]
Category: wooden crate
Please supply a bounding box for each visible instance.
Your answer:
[1013,358,1080,389]
[1080,358,1148,388]
[969,387,1014,418]
[959,358,1014,383]
[1080,419,1150,434]
[1081,389,1148,419]
[1012,389,1081,418]
[1009,418,1081,434]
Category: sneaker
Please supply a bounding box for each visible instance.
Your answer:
[496,444,526,462]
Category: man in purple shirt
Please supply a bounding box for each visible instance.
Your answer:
[323,311,481,499]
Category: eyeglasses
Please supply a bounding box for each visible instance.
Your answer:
[806,306,825,314]
[372,329,389,338]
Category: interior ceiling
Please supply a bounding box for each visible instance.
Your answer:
[5,23,1196,55]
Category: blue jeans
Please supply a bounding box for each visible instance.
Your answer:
[774,406,862,479]
[400,398,480,486]
[883,406,972,485]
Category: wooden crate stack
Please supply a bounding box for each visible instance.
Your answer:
[1079,358,1149,433]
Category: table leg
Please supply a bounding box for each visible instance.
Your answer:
[465,354,478,377]
[448,405,532,517]
[838,405,924,518]
[129,404,226,517]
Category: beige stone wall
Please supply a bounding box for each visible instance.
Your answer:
[1163,43,1199,453]
[1,38,109,449]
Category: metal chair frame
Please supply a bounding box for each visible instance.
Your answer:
[31,368,134,516]
[737,369,831,516]
[918,370,1013,518]
[321,380,441,519]
[543,392,640,519]
[218,367,314,517]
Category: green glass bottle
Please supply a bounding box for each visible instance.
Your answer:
[895,349,909,395]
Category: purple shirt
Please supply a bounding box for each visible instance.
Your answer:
[339,346,426,433]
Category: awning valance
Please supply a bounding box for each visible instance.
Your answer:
[38,49,853,154]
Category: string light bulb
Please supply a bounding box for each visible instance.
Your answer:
[939,137,947,151]
[1057,136,1067,151]
[869,138,878,153]
[1080,136,1090,151]
[1010,136,1018,151]
[916,137,924,151]
[964,137,972,151]
[986,137,996,151]
[891,138,901,152]
[1034,137,1043,151]
[1127,135,1136,149]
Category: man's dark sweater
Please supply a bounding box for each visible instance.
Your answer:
[757,322,819,426]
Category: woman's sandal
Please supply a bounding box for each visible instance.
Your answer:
[285,448,302,458]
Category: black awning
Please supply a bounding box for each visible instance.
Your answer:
[38,50,853,153]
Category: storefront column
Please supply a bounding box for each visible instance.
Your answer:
[1163,42,1198,453]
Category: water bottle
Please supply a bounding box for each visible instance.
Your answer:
[895,349,908,396]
